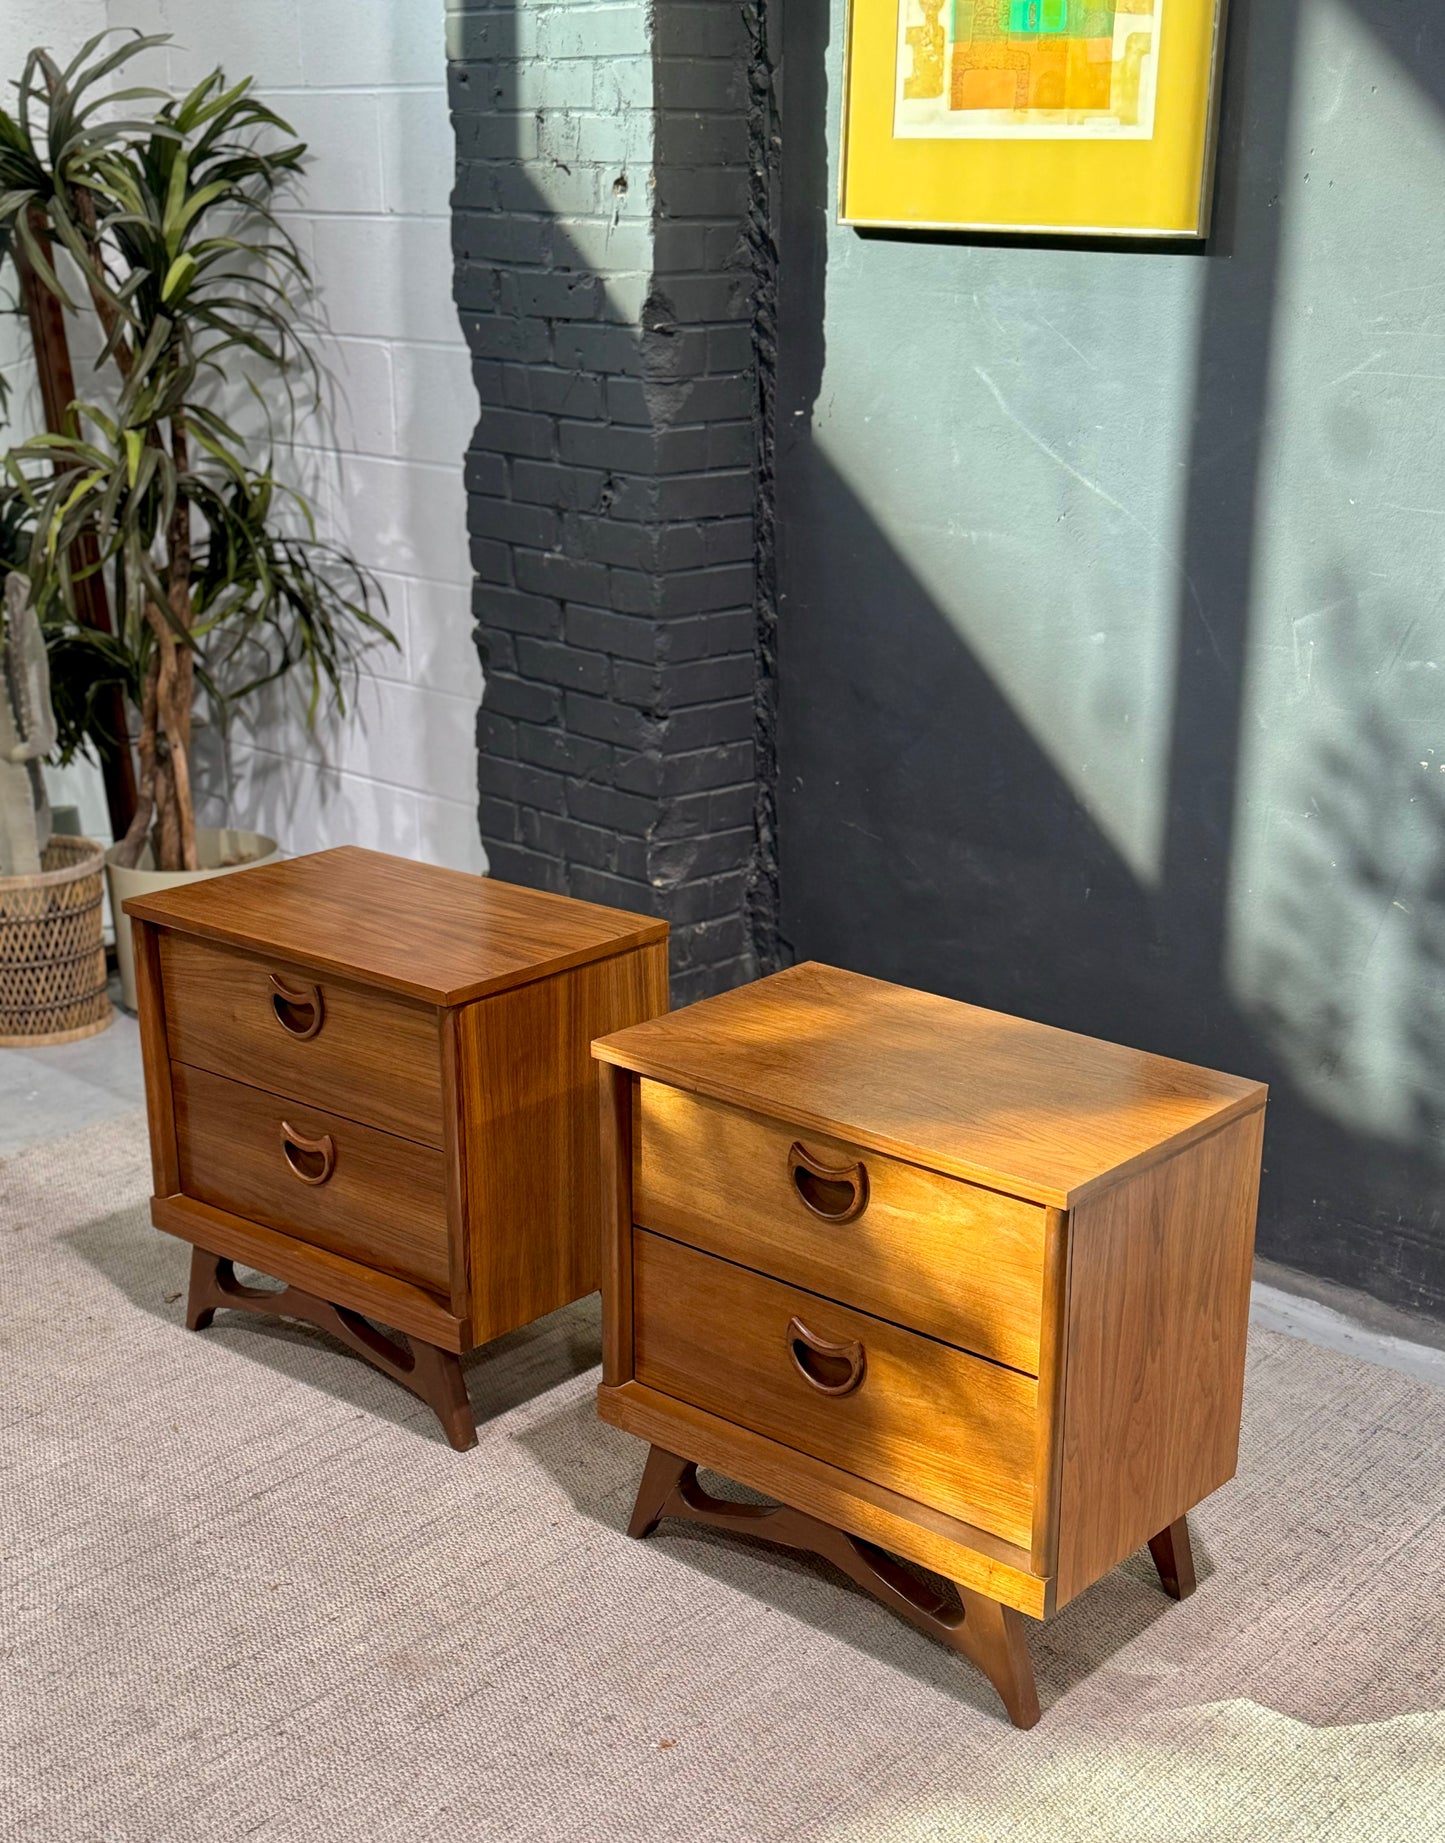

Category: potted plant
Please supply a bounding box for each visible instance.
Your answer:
[0,33,393,1006]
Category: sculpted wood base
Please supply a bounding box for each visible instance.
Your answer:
[626,1445,1195,1730]
[185,1246,477,1451]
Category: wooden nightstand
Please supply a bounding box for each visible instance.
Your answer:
[593,962,1266,1727]
[127,847,668,1449]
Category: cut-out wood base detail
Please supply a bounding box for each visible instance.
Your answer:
[1147,1513,1196,1600]
[184,1244,476,1451]
[627,1445,1041,1729]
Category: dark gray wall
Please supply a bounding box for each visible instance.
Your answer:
[775,0,1445,1319]
[449,0,773,1003]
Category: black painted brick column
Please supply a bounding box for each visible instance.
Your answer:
[449,0,773,1003]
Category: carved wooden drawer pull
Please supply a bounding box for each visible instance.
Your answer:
[787,1315,867,1397]
[280,1121,336,1187]
[270,973,324,1041]
[788,1141,870,1223]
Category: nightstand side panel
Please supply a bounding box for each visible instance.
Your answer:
[1054,1107,1266,1607]
[461,941,668,1343]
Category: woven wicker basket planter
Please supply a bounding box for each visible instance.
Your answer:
[0,835,113,1047]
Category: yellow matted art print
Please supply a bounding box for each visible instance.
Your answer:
[840,0,1230,237]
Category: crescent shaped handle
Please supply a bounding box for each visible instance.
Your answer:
[280,1121,336,1186]
[269,973,325,1041]
[787,1316,867,1397]
[788,1141,870,1224]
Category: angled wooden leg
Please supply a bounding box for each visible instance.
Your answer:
[946,1586,1040,1730]
[627,1445,693,1538]
[409,1338,477,1453]
[180,1244,477,1451]
[625,1448,1041,1728]
[185,1243,222,1331]
[842,1535,1040,1728]
[1148,1514,1196,1600]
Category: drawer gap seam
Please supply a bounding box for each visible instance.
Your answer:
[167,1056,447,1153]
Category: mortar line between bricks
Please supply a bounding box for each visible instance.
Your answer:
[302,335,471,353]
[277,209,452,225]
[265,84,448,96]
[237,746,480,797]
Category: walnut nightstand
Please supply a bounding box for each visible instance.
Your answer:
[127,846,668,1449]
[593,962,1266,1727]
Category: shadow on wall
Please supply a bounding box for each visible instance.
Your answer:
[774,0,1445,1317]
[451,0,1445,1313]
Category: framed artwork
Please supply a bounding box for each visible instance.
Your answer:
[840,1,1230,237]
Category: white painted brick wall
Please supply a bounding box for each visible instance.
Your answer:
[0,2,108,441]
[161,0,484,870]
[1,2,113,842]
[3,0,484,869]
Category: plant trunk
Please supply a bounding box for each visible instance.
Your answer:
[166,413,198,871]
[148,604,195,871]
[14,206,138,840]
[114,650,159,869]
[130,411,200,874]
[104,424,200,874]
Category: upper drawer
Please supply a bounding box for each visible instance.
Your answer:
[634,1081,1046,1374]
[633,1229,1038,1550]
[159,932,445,1147]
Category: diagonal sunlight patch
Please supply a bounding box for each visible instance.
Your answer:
[816,260,1201,885]
[447,4,655,326]
[1227,0,1445,1152]
[819,1703,1445,1842]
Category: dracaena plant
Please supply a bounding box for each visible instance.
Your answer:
[0,31,393,872]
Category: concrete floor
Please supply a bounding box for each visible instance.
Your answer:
[3,1009,1443,1392]
[1,1001,145,1156]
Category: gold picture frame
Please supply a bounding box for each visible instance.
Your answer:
[840,0,1230,238]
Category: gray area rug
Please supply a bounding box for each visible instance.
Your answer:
[3,1112,1443,1842]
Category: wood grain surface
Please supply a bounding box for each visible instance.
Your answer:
[456,942,669,1343]
[132,919,179,1197]
[634,1080,1047,1374]
[600,1064,636,1387]
[595,961,1267,1207]
[125,846,667,1005]
[632,1228,1038,1548]
[160,931,446,1146]
[171,1063,451,1294]
[439,1009,476,1323]
[1029,1206,1073,1578]
[1053,1108,1266,1606]
[598,1379,1051,1618]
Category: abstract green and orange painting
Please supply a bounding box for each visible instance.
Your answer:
[841,0,1227,234]
[895,0,1166,140]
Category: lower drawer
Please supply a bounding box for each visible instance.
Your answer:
[172,1064,451,1295]
[632,1229,1037,1549]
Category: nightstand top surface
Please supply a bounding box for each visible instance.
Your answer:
[124,846,667,1006]
[594,961,1266,1207]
